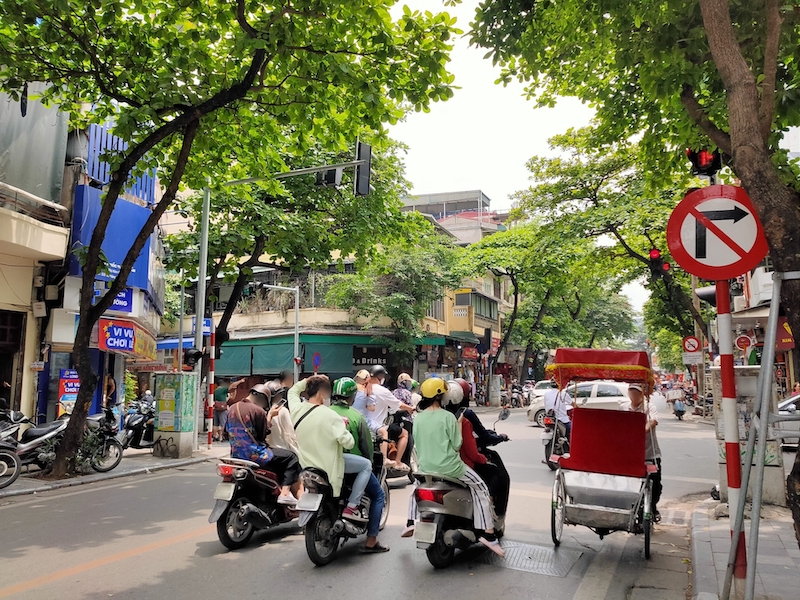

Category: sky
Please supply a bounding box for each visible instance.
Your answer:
[388,0,649,313]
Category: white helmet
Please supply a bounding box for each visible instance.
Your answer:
[442,380,464,406]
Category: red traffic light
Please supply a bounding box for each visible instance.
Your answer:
[649,249,661,260]
[686,148,721,176]
[697,150,714,168]
[662,262,671,271]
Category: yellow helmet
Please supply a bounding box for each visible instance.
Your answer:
[420,377,447,399]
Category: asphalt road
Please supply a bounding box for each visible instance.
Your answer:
[0,406,716,600]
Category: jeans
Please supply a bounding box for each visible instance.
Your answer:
[343,453,372,506]
[364,473,385,537]
[650,458,662,513]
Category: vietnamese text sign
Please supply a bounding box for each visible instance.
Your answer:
[682,352,704,365]
[58,369,80,416]
[99,319,135,352]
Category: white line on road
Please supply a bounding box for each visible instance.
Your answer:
[571,538,625,600]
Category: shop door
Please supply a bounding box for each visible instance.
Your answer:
[0,310,24,410]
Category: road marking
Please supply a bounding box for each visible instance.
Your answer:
[571,539,624,600]
[0,525,213,598]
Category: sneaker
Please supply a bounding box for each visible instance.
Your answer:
[277,493,298,505]
[653,510,661,523]
[400,525,415,538]
[479,537,505,557]
[393,462,410,473]
[342,506,368,523]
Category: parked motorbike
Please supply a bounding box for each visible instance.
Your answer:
[85,404,124,472]
[299,439,391,565]
[209,457,299,550]
[411,408,510,569]
[0,414,22,488]
[119,399,155,449]
[541,409,570,471]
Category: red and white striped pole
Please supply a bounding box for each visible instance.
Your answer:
[716,279,747,581]
[207,330,215,450]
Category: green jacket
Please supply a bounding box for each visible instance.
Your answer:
[330,402,373,459]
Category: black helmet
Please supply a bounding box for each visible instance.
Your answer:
[266,381,285,401]
[368,364,389,378]
[249,383,271,403]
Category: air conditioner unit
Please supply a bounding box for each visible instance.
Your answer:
[733,296,747,312]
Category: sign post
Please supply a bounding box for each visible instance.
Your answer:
[667,185,769,591]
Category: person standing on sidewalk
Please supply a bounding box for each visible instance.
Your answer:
[625,383,662,522]
[212,378,229,442]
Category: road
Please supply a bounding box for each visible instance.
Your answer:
[0,404,717,600]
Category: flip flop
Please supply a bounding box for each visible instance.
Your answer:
[360,542,390,554]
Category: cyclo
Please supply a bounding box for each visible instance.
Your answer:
[545,348,658,559]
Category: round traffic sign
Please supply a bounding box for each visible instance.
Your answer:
[667,185,768,280]
[682,336,701,353]
[735,335,752,351]
[312,352,322,368]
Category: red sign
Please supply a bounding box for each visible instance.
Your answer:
[777,317,795,350]
[461,346,479,360]
[491,337,501,356]
[682,336,701,352]
[667,186,768,280]
[735,335,752,351]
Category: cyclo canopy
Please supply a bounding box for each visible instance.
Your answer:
[545,348,655,394]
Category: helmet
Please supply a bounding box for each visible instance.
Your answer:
[420,377,447,399]
[332,377,358,398]
[397,372,412,386]
[265,381,285,400]
[368,364,389,378]
[454,378,471,400]
[249,383,271,402]
[442,380,464,406]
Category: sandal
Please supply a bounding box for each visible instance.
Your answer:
[360,542,390,554]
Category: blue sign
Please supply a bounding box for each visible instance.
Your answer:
[192,317,212,335]
[99,318,135,352]
[312,352,322,368]
[92,283,133,313]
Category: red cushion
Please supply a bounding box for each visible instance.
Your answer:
[559,407,647,478]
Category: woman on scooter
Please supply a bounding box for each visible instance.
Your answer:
[401,377,504,557]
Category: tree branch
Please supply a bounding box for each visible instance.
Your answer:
[680,84,733,155]
[759,0,783,141]
[235,0,259,38]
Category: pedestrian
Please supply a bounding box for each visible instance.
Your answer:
[625,383,662,522]
[793,381,800,396]
[212,377,229,442]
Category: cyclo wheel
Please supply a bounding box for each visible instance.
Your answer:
[642,480,652,559]
[551,470,565,546]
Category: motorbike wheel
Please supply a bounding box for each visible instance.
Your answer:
[551,471,565,546]
[216,496,255,550]
[379,479,390,531]
[426,525,455,569]
[90,438,123,472]
[544,442,558,471]
[305,507,338,566]
[408,447,419,484]
[0,450,21,489]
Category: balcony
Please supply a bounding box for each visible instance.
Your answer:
[0,182,69,262]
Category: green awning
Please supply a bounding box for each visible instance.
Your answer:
[448,331,481,344]
[420,335,446,346]
[252,343,296,375]
[304,342,355,375]
[215,345,252,377]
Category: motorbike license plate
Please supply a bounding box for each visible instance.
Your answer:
[541,431,554,445]
[296,492,323,512]
[414,521,437,545]
[213,483,236,501]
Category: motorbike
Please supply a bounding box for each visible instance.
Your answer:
[411,408,510,569]
[0,412,23,488]
[673,399,686,421]
[299,439,391,565]
[119,399,155,449]
[510,384,524,408]
[209,457,299,550]
[385,410,418,482]
[541,409,570,471]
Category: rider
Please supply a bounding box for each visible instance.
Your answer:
[287,375,371,522]
[226,384,301,505]
[368,365,414,471]
[402,377,505,557]
[330,377,389,553]
[543,383,574,439]
[625,383,662,522]
[264,381,299,455]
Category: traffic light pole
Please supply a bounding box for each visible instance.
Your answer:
[194,184,211,450]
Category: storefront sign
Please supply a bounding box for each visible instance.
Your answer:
[29,361,45,371]
[58,369,80,416]
[777,317,795,350]
[491,337,501,356]
[443,347,458,365]
[99,319,135,352]
[133,325,157,361]
[353,346,388,367]
[461,346,479,360]
[427,349,440,367]
[92,282,133,313]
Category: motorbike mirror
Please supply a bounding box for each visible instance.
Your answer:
[498,408,511,421]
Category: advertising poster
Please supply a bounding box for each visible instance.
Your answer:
[58,369,80,416]
[156,383,177,431]
[99,319,135,353]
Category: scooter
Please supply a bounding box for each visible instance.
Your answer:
[411,408,510,569]
[541,409,570,471]
[299,439,391,566]
[119,399,155,449]
[510,384,524,408]
[673,399,686,421]
[209,457,299,550]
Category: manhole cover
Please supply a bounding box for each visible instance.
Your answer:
[474,541,582,577]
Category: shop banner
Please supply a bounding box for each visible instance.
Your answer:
[461,346,479,360]
[58,369,80,416]
[133,325,157,361]
[99,319,135,352]
[777,317,795,350]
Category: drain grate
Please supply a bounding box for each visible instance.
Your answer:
[474,541,582,577]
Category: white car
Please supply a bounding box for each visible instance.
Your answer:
[777,394,800,449]
[527,380,630,427]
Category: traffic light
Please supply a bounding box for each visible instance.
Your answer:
[354,141,372,196]
[648,249,671,279]
[183,347,203,368]
[686,148,721,177]
[315,167,342,188]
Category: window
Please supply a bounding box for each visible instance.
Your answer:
[574,384,593,398]
[455,293,471,307]
[597,384,624,397]
[426,299,444,321]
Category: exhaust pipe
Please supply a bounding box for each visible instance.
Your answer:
[238,504,273,529]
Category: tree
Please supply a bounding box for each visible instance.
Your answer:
[164,136,412,347]
[0,0,458,476]
[470,0,800,541]
[323,214,462,362]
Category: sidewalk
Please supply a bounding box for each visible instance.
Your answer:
[0,441,230,500]
[690,500,800,599]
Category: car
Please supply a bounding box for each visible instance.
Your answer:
[527,380,630,427]
[777,394,800,449]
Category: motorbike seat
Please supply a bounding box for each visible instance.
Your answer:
[20,420,64,442]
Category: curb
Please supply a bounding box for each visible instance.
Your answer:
[691,507,720,600]
[0,456,215,500]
